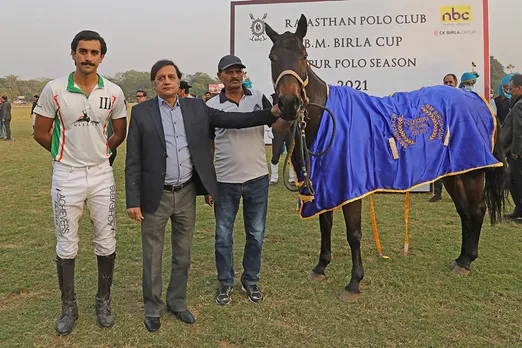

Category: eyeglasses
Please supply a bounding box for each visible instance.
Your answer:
[136,95,145,98]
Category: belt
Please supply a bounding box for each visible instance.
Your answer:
[164,178,193,192]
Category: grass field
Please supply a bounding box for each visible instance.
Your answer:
[1,106,522,348]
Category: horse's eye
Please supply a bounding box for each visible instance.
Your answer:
[269,56,276,62]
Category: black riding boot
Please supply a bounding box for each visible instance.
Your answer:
[95,252,116,328]
[56,257,78,336]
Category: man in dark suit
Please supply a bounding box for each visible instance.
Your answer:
[1,96,12,141]
[125,60,285,332]
[501,74,522,219]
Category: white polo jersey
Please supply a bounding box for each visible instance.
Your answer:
[34,73,127,167]
[206,87,272,183]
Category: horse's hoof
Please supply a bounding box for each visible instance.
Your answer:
[452,264,471,276]
[450,261,471,275]
[339,290,361,302]
[449,261,458,270]
[307,271,327,282]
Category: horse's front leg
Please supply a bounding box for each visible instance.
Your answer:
[309,211,333,281]
[339,200,364,302]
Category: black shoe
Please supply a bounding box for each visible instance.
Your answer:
[428,195,442,202]
[215,285,233,306]
[168,309,195,324]
[504,211,522,220]
[95,297,114,328]
[95,253,115,328]
[242,284,264,303]
[56,257,78,336]
[57,298,78,336]
[144,317,160,332]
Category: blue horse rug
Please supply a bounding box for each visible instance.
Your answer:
[292,85,502,220]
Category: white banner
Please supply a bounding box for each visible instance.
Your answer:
[232,0,489,192]
[232,0,489,97]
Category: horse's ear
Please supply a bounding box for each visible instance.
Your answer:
[264,23,279,43]
[296,14,307,39]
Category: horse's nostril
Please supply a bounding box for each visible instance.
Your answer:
[278,100,285,111]
[279,95,299,112]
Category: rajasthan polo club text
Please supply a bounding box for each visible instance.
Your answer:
[284,14,427,28]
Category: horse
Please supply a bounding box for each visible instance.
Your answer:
[264,14,506,301]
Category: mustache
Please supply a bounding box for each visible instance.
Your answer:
[81,62,96,66]
[231,78,241,82]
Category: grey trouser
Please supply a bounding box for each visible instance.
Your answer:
[4,120,10,140]
[141,182,196,317]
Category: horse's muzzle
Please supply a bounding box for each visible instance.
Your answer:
[278,94,300,121]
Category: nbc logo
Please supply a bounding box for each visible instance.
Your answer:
[440,6,472,23]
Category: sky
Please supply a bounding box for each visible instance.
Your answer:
[0,0,520,80]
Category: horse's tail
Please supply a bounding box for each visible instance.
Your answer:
[485,123,507,225]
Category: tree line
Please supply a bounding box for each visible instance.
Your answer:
[0,57,512,103]
[0,71,220,103]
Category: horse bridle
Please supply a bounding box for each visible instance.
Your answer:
[273,70,310,108]
[273,68,337,196]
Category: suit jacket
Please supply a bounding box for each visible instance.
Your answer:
[125,96,276,214]
[501,97,522,156]
[495,96,511,125]
[1,101,11,121]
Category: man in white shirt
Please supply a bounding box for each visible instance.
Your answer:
[33,30,127,336]
[206,55,287,306]
[178,81,194,98]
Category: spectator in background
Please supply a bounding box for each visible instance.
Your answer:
[269,92,295,186]
[0,97,4,139]
[429,74,458,202]
[203,91,212,102]
[501,74,522,220]
[459,71,479,91]
[1,96,12,141]
[31,95,39,115]
[495,73,520,125]
[443,73,458,88]
[178,81,194,98]
[135,89,147,104]
[490,89,498,116]
[31,95,39,135]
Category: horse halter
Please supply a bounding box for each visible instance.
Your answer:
[273,70,310,109]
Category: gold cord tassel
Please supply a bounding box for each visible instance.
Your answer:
[369,194,383,257]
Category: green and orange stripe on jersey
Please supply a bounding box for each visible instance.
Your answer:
[52,95,66,162]
[103,95,117,156]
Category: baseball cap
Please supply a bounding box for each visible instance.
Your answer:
[218,55,246,72]
[179,81,192,89]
